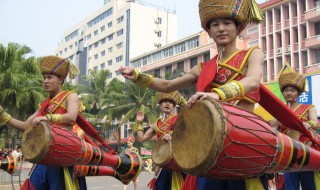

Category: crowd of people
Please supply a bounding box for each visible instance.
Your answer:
[0,146,23,161]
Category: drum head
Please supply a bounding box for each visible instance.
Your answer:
[172,100,227,175]
[152,140,172,167]
[21,122,51,163]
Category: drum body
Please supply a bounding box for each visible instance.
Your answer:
[172,100,278,179]
[21,122,82,167]
[152,140,181,171]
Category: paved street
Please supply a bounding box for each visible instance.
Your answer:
[86,171,154,190]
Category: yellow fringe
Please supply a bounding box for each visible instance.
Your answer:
[171,171,184,190]
[68,61,80,79]
[314,172,320,190]
[245,178,264,190]
[63,167,76,190]
[247,0,264,23]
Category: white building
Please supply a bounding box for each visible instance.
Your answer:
[55,0,177,84]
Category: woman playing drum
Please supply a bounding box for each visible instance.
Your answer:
[0,56,86,190]
[119,0,267,189]
[134,91,185,190]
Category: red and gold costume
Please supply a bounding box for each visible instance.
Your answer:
[199,47,260,103]
[155,115,178,139]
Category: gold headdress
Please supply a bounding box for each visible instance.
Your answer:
[199,0,264,33]
[156,91,186,106]
[40,56,80,79]
[278,62,306,95]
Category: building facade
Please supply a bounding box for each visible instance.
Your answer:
[252,0,320,82]
[55,0,177,84]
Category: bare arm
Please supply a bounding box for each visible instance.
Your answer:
[7,109,40,131]
[136,125,156,143]
[305,107,319,129]
[119,65,200,93]
[62,92,80,124]
[238,48,264,94]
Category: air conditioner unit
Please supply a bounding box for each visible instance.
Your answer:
[154,29,159,33]
[277,48,282,55]
[154,20,159,24]
[286,45,291,53]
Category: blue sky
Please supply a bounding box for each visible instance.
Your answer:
[0,0,266,57]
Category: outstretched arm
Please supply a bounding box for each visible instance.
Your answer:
[119,65,200,93]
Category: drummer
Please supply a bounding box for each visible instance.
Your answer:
[133,91,185,190]
[120,0,267,189]
[269,63,319,190]
[0,56,86,189]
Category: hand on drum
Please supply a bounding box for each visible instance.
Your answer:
[269,118,280,130]
[32,116,48,127]
[119,66,136,80]
[187,92,220,108]
[136,111,144,122]
[161,133,172,143]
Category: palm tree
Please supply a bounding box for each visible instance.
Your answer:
[165,69,196,99]
[0,43,45,148]
[76,69,110,116]
[101,80,159,151]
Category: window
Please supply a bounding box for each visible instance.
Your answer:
[158,17,162,24]
[94,30,98,36]
[116,55,123,63]
[177,61,184,72]
[203,52,210,62]
[116,29,123,36]
[116,42,123,49]
[315,22,320,35]
[247,26,258,34]
[315,49,320,63]
[165,65,172,74]
[94,42,99,48]
[101,26,105,32]
[87,8,113,28]
[94,54,98,60]
[190,57,198,68]
[157,31,162,37]
[108,60,112,66]
[101,38,106,45]
[107,21,112,28]
[187,38,199,50]
[69,45,73,50]
[108,47,113,53]
[64,48,67,53]
[107,34,113,41]
[175,43,186,54]
[100,63,105,69]
[94,66,98,70]
[154,69,160,77]
[107,73,112,79]
[101,50,106,57]
[65,30,78,42]
[248,40,259,48]
[115,70,121,76]
[117,16,124,24]
[86,34,91,40]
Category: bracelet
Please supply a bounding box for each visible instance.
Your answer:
[46,114,62,124]
[307,120,318,129]
[132,70,153,88]
[211,81,244,101]
[0,108,12,124]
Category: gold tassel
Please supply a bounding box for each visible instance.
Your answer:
[68,61,80,79]
[247,0,264,24]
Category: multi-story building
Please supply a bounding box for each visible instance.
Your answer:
[131,30,247,77]
[55,0,177,84]
[246,0,320,82]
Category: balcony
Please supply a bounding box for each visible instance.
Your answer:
[304,5,320,22]
[305,35,320,49]
[276,22,281,31]
[284,20,289,28]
